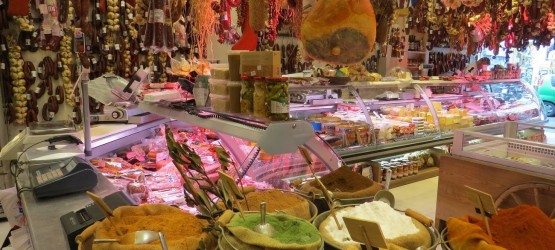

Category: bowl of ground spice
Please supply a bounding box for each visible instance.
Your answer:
[445,204,555,250]
[217,210,324,250]
[313,202,440,250]
[236,189,319,222]
[294,166,382,209]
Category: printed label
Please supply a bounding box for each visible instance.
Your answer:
[31,71,37,77]
[152,9,165,23]
[37,67,43,73]
[35,86,40,94]
[271,100,289,113]
[49,112,55,118]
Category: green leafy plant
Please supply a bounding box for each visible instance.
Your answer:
[164,125,244,223]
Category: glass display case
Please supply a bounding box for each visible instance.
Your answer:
[451,121,555,176]
[288,78,547,163]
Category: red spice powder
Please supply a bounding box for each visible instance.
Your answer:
[477,205,555,250]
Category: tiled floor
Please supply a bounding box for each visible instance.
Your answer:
[390,176,439,221]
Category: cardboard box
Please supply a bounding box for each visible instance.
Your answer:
[240,51,281,77]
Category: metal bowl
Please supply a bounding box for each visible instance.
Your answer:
[293,187,374,213]
[440,227,452,250]
[312,207,441,250]
[248,189,319,222]
[217,214,324,250]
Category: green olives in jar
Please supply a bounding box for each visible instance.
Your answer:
[253,77,267,118]
[266,78,289,121]
[240,76,254,114]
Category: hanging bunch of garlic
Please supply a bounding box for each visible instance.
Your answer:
[7,36,27,124]
[67,0,75,25]
[134,0,148,25]
[103,36,115,74]
[126,3,139,38]
[159,52,168,82]
[60,34,76,107]
[15,17,34,32]
[107,0,120,32]
[123,40,132,78]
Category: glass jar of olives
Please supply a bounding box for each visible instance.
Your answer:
[266,78,289,121]
[240,76,254,114]
[253,77,267,118]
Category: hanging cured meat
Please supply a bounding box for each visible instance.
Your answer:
[301,0,376,65]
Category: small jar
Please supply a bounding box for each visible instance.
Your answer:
[402,160,411,177]
[412,160,419,174]
[266,78,290,121]
[381,167,389,182]
[240,75,254,114]
[389,163,398,180]
[253,77,267,118]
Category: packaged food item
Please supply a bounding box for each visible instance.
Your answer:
[266,78,289,121]
[228,81,242,113]
[211,94,230,112]
[240,76,254,114]
[209,78,229,95]
[253,77,267,118]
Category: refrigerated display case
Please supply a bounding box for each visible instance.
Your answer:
[288,78,546,163]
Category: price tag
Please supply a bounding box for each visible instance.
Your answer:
[37,67,43,73]
[1,44,5,51]
[128,13,133,19]
[92,58,97,64]
[0,63,4,69]
[31,71,37,77]
[153,65,158,72]
[34,86,41,94]
[26,94,31,100]
[343,217,388,249]
[104,44,110,51]
[56,95,61,102]
[115,44,120,50]
[123,31,128,37]
[465,186,497,217]
[108,54,113,60]
[102,27,107,34]
[96,14,101,21]
[72,111,77,118]
[250,71,256,76]
[25,39,31,45]
[120,0,125,7]
[96,2,99,8]
[58,61,62,68]
[49,112,55,119]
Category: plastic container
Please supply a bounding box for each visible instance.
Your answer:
[240,76,254,114]
[193,75,210,107]
[266,78,290,121]
[209,78,229,95]
[211,94,230,112]
[253,77,267,118]
[228,81,241,113]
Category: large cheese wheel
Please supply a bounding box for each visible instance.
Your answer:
[301,0,376,65]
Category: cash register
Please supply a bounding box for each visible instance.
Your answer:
[60,191,135,250]
[30,156,98,198]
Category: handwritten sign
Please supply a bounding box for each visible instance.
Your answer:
[343,216,388,249]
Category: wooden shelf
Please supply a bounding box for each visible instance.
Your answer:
[408,51,427,54]
[389,166,439,189]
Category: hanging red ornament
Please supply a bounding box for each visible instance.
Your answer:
[232,4,257,51]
